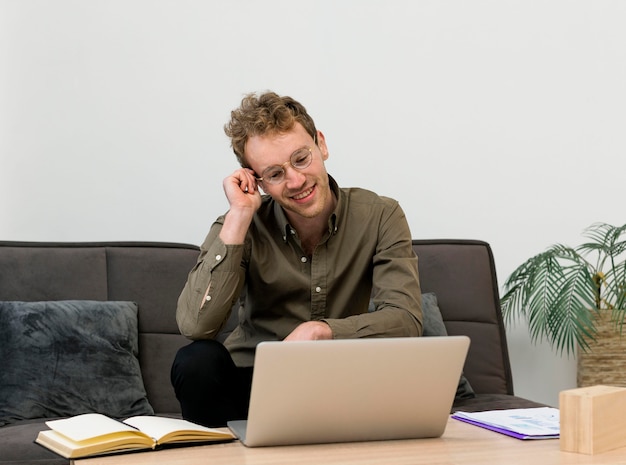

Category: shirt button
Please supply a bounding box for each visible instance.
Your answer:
[205,295,212,302]
[301,256,307,263]
[215,254,222,261]
[315,286,321,293]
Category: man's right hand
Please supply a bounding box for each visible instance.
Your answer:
[223,168,263,211]
[219,168,263,245]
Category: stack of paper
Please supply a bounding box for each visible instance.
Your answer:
[451,407,560,440]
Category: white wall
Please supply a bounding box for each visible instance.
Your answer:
[2,0,625,407]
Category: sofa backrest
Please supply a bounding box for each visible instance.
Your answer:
[0,239,514,415]
[412,239,513,396]
[0,241,197,414]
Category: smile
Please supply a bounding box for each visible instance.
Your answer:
[292,187,314,201]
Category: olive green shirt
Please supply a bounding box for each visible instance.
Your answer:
[176,176,422,367]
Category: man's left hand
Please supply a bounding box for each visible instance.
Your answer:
[284,321,332,341]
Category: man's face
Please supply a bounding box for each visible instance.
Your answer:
[245,123,331,220]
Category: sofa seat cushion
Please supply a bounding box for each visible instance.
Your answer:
[452,393,548,413]
[0,419,68,465]
[0,300,154,427]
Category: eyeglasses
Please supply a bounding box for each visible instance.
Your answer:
[255,146,314,185]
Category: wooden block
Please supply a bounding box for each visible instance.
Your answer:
[559,385,626,454]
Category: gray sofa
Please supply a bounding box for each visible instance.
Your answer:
[0,240,543,465]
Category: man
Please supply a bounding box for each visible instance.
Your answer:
[171,91,422,427]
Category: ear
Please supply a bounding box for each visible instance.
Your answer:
[315,130,329,161]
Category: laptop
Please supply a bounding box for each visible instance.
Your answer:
[227,335,470,447]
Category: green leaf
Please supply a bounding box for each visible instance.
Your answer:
[500,223,626,356]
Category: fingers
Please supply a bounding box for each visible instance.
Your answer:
[284,321,332,341]
[223,168,263,211]
[241,168,259,193]
[235,168,258,193]
[225,168,258,195]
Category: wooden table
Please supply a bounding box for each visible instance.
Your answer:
[74,417,626,465]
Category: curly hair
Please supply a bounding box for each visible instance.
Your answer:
[224,91,318,167]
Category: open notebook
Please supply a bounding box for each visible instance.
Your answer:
[228,336,470,447]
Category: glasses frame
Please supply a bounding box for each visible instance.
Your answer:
[254,135,317,185]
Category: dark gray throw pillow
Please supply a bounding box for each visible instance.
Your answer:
[420,292,449,337]
[369,292,475,400]
[419,292,475,400]
[0,300,154,426]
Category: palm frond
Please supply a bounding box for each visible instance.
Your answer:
[501,247,570,326]
[502,222,626,356]
[501,244,599,356]
[605,260,626,329]
[523,254,565,343]
[547,264,598,354]
[579,223,626,259]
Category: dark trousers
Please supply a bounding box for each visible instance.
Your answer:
[170,339,253,428]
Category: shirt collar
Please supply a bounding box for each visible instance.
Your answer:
[274,175,342,243]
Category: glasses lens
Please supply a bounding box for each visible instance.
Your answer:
[261,147,313,185]
[262,167,285,184]
[291,148,312,169]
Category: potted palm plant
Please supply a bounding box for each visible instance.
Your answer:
[501,222,626,387]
